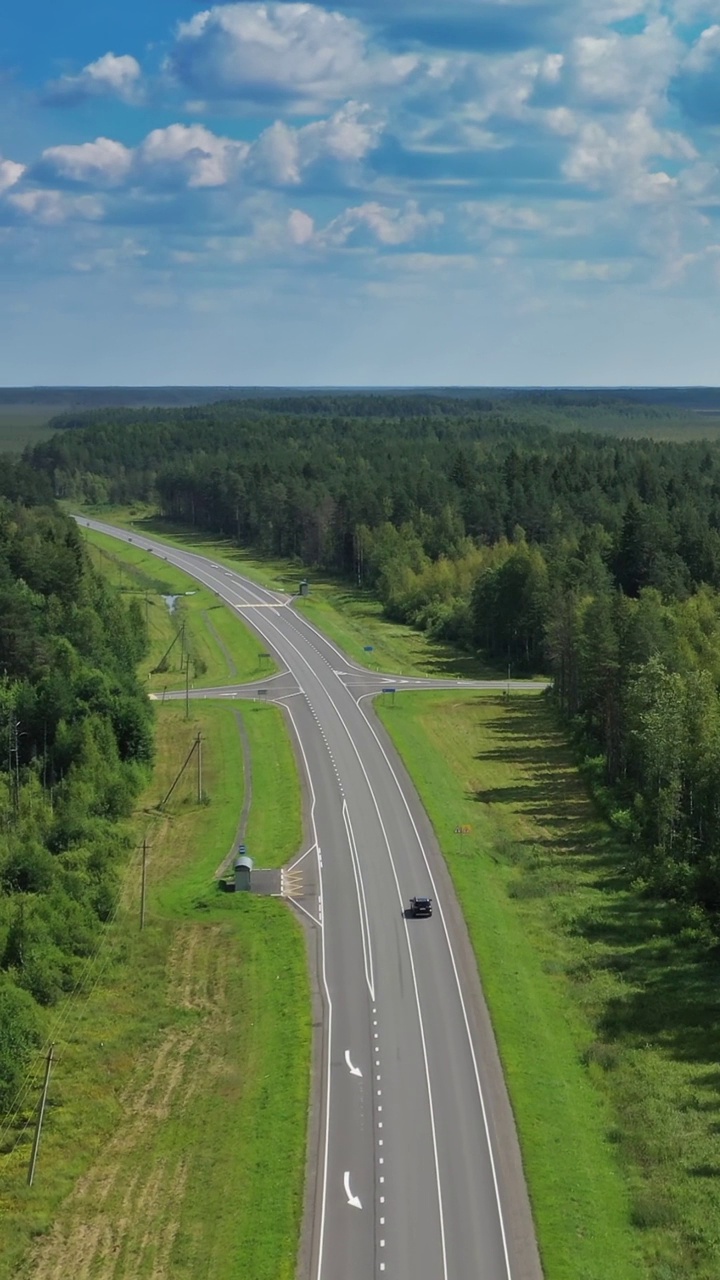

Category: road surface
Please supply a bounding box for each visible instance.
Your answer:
[78,517,545,1280]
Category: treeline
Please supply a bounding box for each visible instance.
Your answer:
[26,393,720,919]
[0,459,153,1112]
[32,396,720,590]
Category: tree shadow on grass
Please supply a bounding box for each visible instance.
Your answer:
[469,696,720,1117]
[470,698,611,858]
[591,921,720,1069]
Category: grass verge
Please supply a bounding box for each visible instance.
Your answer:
[0,700,309,1280]
[377,690,720,1280]
[75,503,506,679]
[81,526,276,690]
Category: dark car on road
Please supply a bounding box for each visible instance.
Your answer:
[409,896,433,917]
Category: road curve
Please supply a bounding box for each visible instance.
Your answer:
[78,517,544,1280]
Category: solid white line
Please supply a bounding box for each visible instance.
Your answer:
[342,799,375,1003]
[287,897,323,929]
[288,844,317,872]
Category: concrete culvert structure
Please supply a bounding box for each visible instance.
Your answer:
[234,854,253,892]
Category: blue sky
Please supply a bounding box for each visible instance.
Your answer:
[2,1,720,385]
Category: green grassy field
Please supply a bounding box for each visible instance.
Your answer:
[82,527,277,689]
[377,690,720,1280]
[0,700,309,1280]
[76,504,505,679]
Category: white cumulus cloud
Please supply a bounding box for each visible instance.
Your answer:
[39,138,133,187]
[563,109,696,203]
[0,157,25,195]
[684,24,720,73]
[248,101,382,184]
[7,189,104,224]
[136,124,249,188]
[45,52,142,105]
[168,2,418,110]
[569,19,679,108]
[319,199,443,247]
[288,208,315,244]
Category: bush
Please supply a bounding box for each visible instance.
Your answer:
[581,1040,621,1071]
[0,844,56,894]
[0,976,42,1109]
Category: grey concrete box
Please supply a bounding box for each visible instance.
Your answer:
[234,854,253,892]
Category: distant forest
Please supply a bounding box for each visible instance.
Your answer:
[27,392,720,922]
[4,384,720,409]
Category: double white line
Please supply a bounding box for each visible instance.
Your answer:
[342,798,375,1003]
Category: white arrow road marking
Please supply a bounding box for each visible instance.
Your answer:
[345,1050,362,1077]
[344,1172,362,1209]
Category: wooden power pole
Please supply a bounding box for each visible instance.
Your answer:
[140,839,147,931]
[27,1044,54,1187]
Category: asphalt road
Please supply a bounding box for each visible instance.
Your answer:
[78,517,545,1280]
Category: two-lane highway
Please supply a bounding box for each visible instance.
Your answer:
[78,518,544,1280]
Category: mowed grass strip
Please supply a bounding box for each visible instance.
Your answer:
[0,700,309,1280]
[77,503,501,678]
[243,705,303,870]
[377,691,672,1280]
[82,526,276,689]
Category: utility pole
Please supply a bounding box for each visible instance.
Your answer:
[27,1044,54,1187]
[8,717,20,815]
[196,733,202,802]
[185,662,190,720]
[140,839,147,931]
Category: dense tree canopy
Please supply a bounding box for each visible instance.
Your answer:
[0,461,152,1109]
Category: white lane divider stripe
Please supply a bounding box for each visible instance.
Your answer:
[342,798,375,1003]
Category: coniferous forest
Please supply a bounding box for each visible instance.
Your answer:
[27,392,720,924]
[0,457,152,1111]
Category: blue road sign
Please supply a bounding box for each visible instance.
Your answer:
[382,687,396,695]
[364,645,374,652]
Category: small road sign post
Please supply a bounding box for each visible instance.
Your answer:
[454,823,473,854]
[382,687,396,706]
[365,646,379,670]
